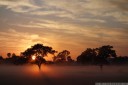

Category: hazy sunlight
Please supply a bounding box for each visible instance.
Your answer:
[32,55,36,60]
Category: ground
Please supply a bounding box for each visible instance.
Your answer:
[0,65,128,85]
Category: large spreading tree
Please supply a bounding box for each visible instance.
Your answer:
[77,45,117,64]
[22,43,56,69]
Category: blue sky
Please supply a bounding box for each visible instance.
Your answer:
[0,0,128,59]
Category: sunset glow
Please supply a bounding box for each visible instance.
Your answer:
[32,56,36,60]
[0,0,127,60]
[0,1,128,85]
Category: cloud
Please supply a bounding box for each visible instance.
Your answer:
[0,0,128,57]
[1,0,127,24]
[12,19,128,46]
[0,29,48,55]
[42,0,128,24]
[109,0,128,11]
[0,0,40,13]
[104,11,128,24]
[0,0,127,27]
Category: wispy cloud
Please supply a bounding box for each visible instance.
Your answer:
[0,29,47,55]
[0,0,128,57]
[0,0,40,13]
[12,20,128,46]
[1,0,127,24]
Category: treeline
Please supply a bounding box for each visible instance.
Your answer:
[0,44,128,65]
[77,45,128,65]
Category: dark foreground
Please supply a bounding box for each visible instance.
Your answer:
[0,65,128,85]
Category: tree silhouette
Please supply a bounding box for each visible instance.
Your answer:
[113,56,128,64]
[96,45,117,64]
[53,50,70,63]
[67,56,74,63]
[22,43,56,69]
[77,48,97,64]
[77,45,117,64]
[7,53,11,58]
[12,53,16,58]
[0,55,3,60]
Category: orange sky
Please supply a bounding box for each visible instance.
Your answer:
[0,0,128,60]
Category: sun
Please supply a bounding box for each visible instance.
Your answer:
[32,55,36,60]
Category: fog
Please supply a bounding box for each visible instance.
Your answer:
[0,65,128,85]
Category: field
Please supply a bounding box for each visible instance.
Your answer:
[0,65,128,85]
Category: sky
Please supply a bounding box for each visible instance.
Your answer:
[0,0,128,60]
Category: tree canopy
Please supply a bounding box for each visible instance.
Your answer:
[53,50,71,63]
[22,43,56,60]
[77,45,117,64]
[22,43,56,69]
